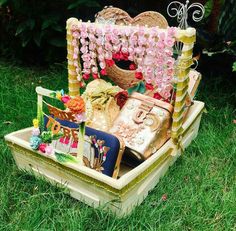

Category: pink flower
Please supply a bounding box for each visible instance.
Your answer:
[99,62,106,69]
[165,38,175,47]
[157,41,165,49]
[71,142,78,148]
[39,143,47,153]
[61,95,71,104]
[75,112,86,123]
[32,128,40,136]
[45,145,55,155]
[92,66,98,73]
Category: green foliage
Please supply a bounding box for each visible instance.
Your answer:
[41,131,53,143]
[0,0,101,64]
[201,1,236,52]
[232,62,236,72]
[55,152,78,163]
[199,1,236,72]
[218,0,236,41]
[203,0,214,19]
[52,131,64,140]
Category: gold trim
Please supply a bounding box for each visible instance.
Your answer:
[177,35,196,44]
[176,85,189,98]
[6,142,173,197]
[182,49,193,57]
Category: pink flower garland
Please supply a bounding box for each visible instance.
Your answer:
[71,22,177,99]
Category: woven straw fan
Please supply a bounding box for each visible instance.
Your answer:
[95,7,168,90]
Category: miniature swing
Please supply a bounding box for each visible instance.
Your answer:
[5,4,205,216]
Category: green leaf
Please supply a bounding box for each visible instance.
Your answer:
[52,131,64,140]
[67,0,100,9]
[127,81,146,95]
[52,25,64,32]
[42,19,54,30]
[232,62,236,72]
[55,152,78,163]
[79,122,85,134]
[48,38,65,47]
[33,32,42,46]
[37,103,44,132]
[16,19,35,36]
[22,36,31,47]
[0,0,8,6]
[204,0,213,19]
[41,131,53,143]
[50,92,57,98]
[84,0,100,7]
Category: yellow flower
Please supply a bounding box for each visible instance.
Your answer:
[56,92,62,100]
[33,119,39,128]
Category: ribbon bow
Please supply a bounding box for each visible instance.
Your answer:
[83,79,121,109]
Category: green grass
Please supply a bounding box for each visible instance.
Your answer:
[0,61,235,231]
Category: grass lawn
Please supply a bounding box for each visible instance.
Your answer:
[0,61,235,231]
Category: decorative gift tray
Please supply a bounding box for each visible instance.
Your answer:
[5,7,205,216]
[5,100,204,216]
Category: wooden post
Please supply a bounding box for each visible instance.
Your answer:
[171,28,196,145]
[66,18,81,97]
[66,18,85,163]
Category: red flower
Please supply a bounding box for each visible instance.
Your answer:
[82,73,90,80]
[39,143,47,153]
[154,92,171,103]
[129,63,136,70]
[112,53,120,60]
[115,91,128,109]
[135,72,143,80]
[122,52,129,60]
[119,52,124,60]
[100,69,107,76]
[145,83,154,91]
[153,92,163,100]
[80,81,85,88]
[105,59,115,67]
[92,73,99,79]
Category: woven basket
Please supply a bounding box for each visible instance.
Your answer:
[96,7,168,90]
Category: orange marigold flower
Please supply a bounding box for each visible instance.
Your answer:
[66,96,85,114]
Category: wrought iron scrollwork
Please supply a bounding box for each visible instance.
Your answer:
[167,0,205,29]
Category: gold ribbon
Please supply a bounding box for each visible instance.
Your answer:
[7,142,173,197]
[82,80,121,109]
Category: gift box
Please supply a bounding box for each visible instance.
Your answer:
[5,7,205,216]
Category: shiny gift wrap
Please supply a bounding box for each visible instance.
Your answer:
[110,92,173,160]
